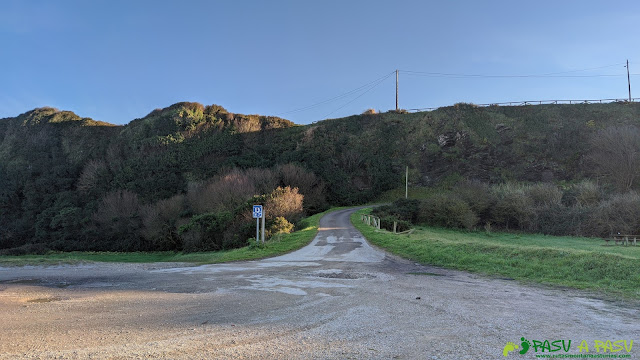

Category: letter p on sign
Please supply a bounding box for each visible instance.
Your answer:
[252,205,263,219]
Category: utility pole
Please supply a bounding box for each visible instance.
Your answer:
[626,59,632,102]
[405,166,408,199]
[395,69,399,111]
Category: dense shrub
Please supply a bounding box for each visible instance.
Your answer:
[372,179,640,239]
[187,169,256,214]
[276,163,328,213]
[141,194,185,250]
[178,211,233,252]
[588,125,640,191]
[0,243,50,256]
[268,216,295,237]
[525,183,563,207]
[452,180,493,221]
[379,216,412,232]
[92,190,143,251]
[490,183,534,230]
[561,180,603,207]
[264,186,304,224]
[584,191,640,237]
[419,193,478,230]
[373,198,420,223]
[532,204,591,236]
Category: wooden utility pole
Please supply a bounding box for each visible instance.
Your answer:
[627,59,632,102]
[395,69,399,111]
[405,166,408,199]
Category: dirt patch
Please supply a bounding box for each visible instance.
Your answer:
[26,296,63,303]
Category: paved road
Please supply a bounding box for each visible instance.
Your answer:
[0,208,638,359]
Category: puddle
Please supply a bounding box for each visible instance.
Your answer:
[407,272,444,276]
[1,279,43,285]
[0,278,70,288]
[315,272,374,280]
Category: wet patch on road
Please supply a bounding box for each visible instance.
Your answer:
[326,242,362,255]
[407,272,445,276]
[0,278,71,288]
[236,274,353,296]
[314,272,374,280]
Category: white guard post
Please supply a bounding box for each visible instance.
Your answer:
[261,209,265,243]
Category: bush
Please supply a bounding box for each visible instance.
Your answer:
[141,194,185,250]
[187,169,256,214]
[524,183,563,207]
[418,193,478,230]
[373,198,420,223]
[453,180,494,221]
[0,243,50,256]
[490,183,535,230]
[92,189,143,251]
[584,191,640,237]
[178,211,233,252]
[562,180,603,207]
[532,204,592,236]
[265,186,304,223]
[588,125,640,191]
[268,216,295,237]
[276,163,328,213]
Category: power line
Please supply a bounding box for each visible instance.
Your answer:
[279,71,396,116]
[322,72,394,119]
[400,63,633,78]
[279,62,636,120]
[400,71,628,78]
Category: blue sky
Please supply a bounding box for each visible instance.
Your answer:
[1,0,639,125]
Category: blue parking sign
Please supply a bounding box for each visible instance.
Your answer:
[252,205,263,219]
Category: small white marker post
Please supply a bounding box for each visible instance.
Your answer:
[261,209,265,243]
[253,205,263,244]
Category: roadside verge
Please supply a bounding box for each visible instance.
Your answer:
[0,208,338,266]
[351,208,640,301]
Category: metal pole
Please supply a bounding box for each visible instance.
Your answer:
[256,218,260,244]
[261,210,265,243]
[627,59,632,102]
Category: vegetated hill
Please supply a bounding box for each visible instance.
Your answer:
[2,101,640,252]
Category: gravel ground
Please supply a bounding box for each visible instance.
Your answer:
[0,208,638,359]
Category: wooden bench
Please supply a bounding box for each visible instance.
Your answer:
[605,234,639,246]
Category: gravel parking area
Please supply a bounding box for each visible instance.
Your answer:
[1,208,638,359]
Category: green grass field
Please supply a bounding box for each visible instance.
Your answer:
[0,209,333,266]
[352,208,640,300]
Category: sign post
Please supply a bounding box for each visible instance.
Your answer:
[261,209,266,243]
[252,205,263,244]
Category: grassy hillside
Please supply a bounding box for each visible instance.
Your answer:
[2,101,640,253]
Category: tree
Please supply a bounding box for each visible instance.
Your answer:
[589,125,640,191]
[93,190,142,250]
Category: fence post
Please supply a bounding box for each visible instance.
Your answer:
[393,221,397,233]
[377,218,381,230]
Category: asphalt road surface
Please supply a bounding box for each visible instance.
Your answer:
[0,208,638,359]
